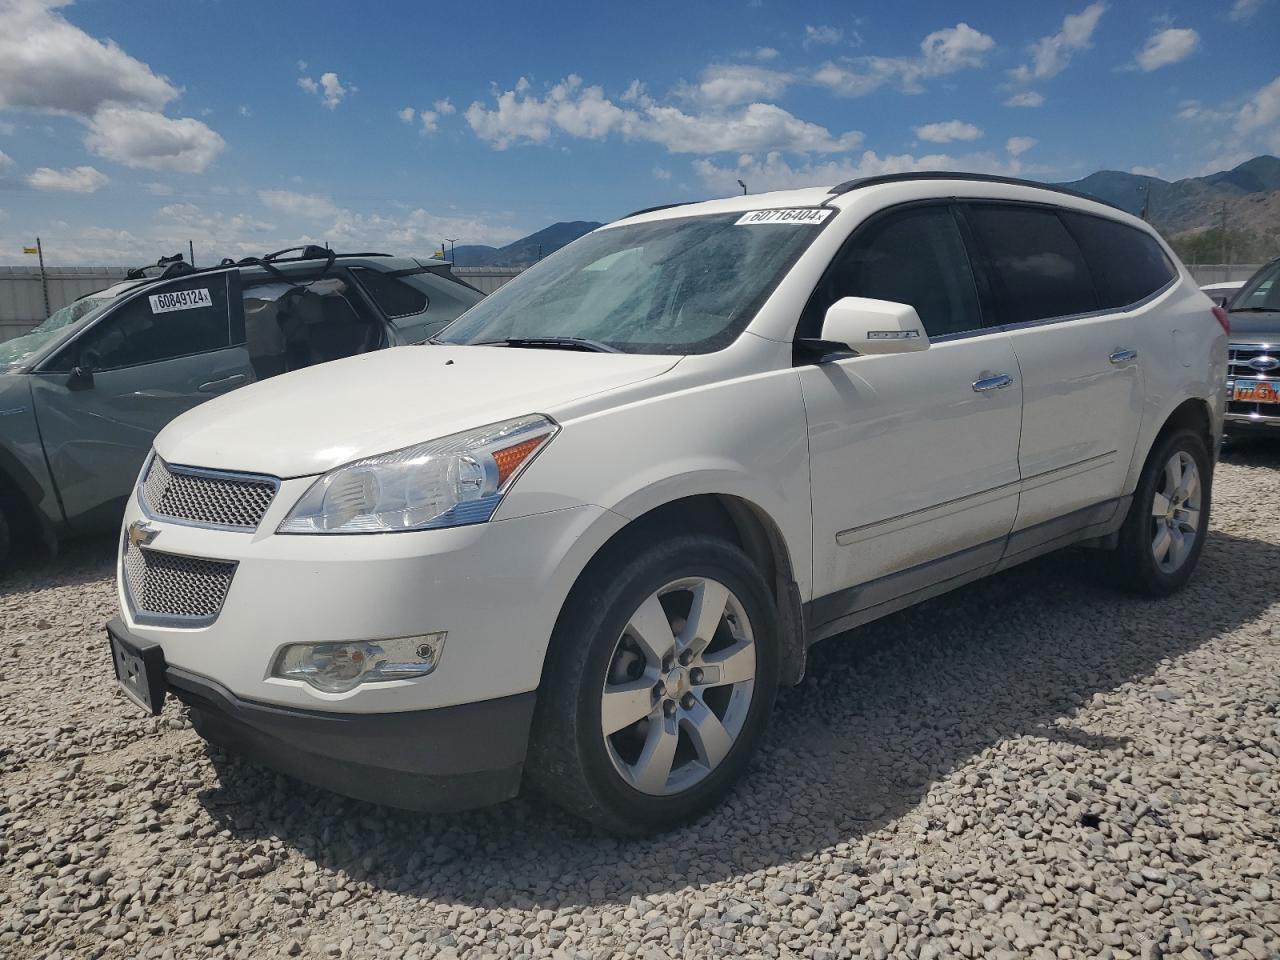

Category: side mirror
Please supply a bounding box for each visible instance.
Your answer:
[67,365,95,391]
[819,297,930,355]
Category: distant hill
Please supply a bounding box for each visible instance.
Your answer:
[1058,155,1280,262]
[453,220,603,267]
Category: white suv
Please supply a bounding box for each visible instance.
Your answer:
[108,174,1227,833]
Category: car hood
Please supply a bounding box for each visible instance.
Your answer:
[155,345,681,477]
[1227,314,1280,346]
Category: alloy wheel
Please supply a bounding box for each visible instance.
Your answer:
[600,576,756,796]
[1151,450,1202,574]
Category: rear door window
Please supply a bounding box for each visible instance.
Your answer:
[55,274,232,371]
[350,267,429,318]
[1061,212,1176,310]
[964,204,1097,325]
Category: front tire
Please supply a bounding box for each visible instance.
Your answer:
[527,535,778,834]
[1112,427,1211,596]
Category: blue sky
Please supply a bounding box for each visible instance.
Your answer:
[0,0,1277,264]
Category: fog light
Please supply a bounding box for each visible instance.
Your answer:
[272,633,446,693]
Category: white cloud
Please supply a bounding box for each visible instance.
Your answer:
[693,149,1029,195]
[754,47,779,61]
[398,106,416,124]
[1135,28,1199,72]
[682,64,793,107]
[28,164,109,193]
[1004,91,1045,108]
[0,0,177,115]
[0,1,223,175]
[646,102,863,154]
[915,120,982,143]
[1130,165,1162,177]
[652,166,671,180]
[143,182,173,196]
[417,109,442,133]
[238,104,251,118]
[804,25,843,47]
[1236,75,1280,136]
[1229,0,1262,21]
[464,75,864,156]
[1006,136,1037,156]
[258,189,341,220]
[813,22,994,97]
[0,148,12,169]
[298,71,349,108]
[433,98,455,116]
[1010,3,1106,84]
[84,106,224,172]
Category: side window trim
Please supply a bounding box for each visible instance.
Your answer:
[795,198,997,348]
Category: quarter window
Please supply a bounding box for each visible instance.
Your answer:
[802,205,983,339]
[1062,212,1176,310]
[965,205,1097,324]
[350,268,429,318]
[59,275,231,371]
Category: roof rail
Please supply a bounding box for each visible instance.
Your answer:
[619,200,699,220]
[259,246,393,262]
[826,171,1119,210]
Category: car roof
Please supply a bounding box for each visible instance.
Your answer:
[612,172,1132,230]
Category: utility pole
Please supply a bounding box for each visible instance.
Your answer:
[189,239,195,268]
[444,238,458,263]
[1220,202,1228,282]
[737,179,748,195]
[36,237,49,319]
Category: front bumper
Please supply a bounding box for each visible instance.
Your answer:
[1225,411,1280,434]
[110,618,534,811]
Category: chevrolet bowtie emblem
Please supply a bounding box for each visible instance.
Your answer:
[127,520,159,549]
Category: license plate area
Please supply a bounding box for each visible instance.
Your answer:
[1234,379,1280,404]
[109,624,167,715]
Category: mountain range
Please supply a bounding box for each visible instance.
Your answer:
[451,220,603,267]
[1058,155,1280,237]
[452,155,1280,269]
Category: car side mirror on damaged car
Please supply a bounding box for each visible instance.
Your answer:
[797,297,931,362]
[67,354,98,391]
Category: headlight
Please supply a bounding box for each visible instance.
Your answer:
[278,415,557,534]
[272,633,446,693]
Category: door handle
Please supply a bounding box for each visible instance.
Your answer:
[972,373,1014,392]
[198,373,248,393]
[1109,349,1138,364]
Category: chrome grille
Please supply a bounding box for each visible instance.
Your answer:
[122,540,236,626]
[1226,342,1280,420]
[141,456,277,531]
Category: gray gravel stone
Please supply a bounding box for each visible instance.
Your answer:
[1,448,1278,960]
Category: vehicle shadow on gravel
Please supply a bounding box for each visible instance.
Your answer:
[195,525,1280,911]
[0,534,116,595]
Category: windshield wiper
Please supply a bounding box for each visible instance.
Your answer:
[479,336,620,354]
[1230,307,1280,313]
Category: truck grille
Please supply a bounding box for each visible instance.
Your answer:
[122,540,236,626]
[1226,343,1280,420]
[141,456,278,531]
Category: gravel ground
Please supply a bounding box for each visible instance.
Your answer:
[2,444,1279,960]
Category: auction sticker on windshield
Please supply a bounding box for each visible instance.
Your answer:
[149,288,212,314]
[735,208,833,226]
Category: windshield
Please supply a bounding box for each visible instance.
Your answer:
[1231,261,1280,311]
[0,294,118,372]
[438,211,828,354]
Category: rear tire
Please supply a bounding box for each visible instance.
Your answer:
[526,535,778,835]
[1111,428,1211,596]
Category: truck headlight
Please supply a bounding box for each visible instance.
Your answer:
[272,633,446,693]
[278,415,557,533]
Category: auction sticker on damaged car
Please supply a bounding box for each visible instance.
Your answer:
[736,208,833,225]
[149,288,213,313]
